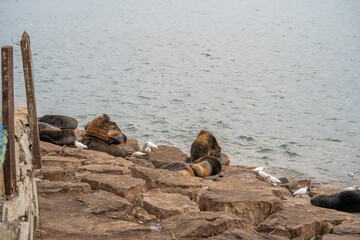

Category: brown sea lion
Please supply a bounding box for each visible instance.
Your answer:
[218,152,230,166]
[82,114,127,157]
[190,156,222,178]
[162,162,195,177]
[84,119,127,144]
[38,115,78,129]
[187,130,222,163]
[310,190,360,213]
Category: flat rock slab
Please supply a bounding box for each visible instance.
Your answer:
[322,234,360,240]
[126,157,155,168]
[162,211,252,239]
[40,166,75,181]
[208,229,289,240]
[80,190,133,214]
[200,189,283,225]
[81,173,147,200]
[256,204,354,239]
[37,180,91,194]
[42,155,86,170]
[147,145,188,168]
[332,218,360,235]
[133,189,199,219]
[78,164,131,175]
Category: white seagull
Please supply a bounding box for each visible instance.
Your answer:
[132,151,147,158]
[344,185,357,191]
[147,140,158,149]
[293,186,308,197]
[258,170,270,179]
[75,140,88,149]
[347,171,354,178]
[267,175,281,185]
[145,146,152,153]
[253,167,264,172]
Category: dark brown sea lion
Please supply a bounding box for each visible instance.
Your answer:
[82,114,127,157]
[38,122,61,131]
[187,130,222,163]
[190,156,222,178]
[162,162,195,177]
[39,129,77,146]
[38,115,78,129]
[310,190,360,213]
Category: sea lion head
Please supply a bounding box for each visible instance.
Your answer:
[84,114,111,141]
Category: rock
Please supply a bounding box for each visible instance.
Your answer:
[147,145,188,168]
[322,234,360,240]
[81,173,147,200]
[123,138,141,153]
[37,180,91,194]
[80,190,133,215]
[199,188,283,225]
[42,155,86,170]
[126,157,155,168]
[133,189,199,219]
[131,206,157,222]
[332,218,360,235]
[38,192,158,239]
[161,211,252,239]
[256,203,354,239]
[78,164,131,175]
[208,229,289,240]
[41,167,75,181]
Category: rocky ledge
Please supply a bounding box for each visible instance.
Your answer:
[35,140,360,240]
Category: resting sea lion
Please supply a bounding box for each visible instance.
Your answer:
[310,190,360,213]
[39,129,77,146]
[38,122,61,131]
[82,114,127,157]
[162,162,195,177]
[187,130,222,163]
[190,156,222,178]
[38,115,78,129]
[84,120,127,144]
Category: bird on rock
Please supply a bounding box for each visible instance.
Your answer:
[293,186,308,197]
[75,140,88,149]
[253,167,264,172]
[267,175,281,185]
[132,151,147,158]
[147,140,158,149]
[344,185,357,191]
[258,170,270,179]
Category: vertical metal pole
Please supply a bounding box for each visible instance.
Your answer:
[2,46,17,195]
[20,31,41,169]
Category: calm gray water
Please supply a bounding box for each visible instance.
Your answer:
[1,0,359,185]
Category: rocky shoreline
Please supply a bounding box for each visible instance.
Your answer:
[35,134,360,239]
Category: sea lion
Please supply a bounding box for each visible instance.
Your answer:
[218,152,230,166]
[38,122,61,131]
[310,190,360,213]
[187,130,222,163]
[38,115,78,129]
[162,162,195,177]
[190,156,222,178]
[82,114,127,157]
[84,119,127,144]
[39,129,77,146]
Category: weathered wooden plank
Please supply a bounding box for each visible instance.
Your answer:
[20,31,42,169]
[2,46,17,195]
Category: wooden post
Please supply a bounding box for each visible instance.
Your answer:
[20,31,41,169]
[2,46,17,195]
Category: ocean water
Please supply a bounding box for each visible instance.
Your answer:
[1,0,359,185]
